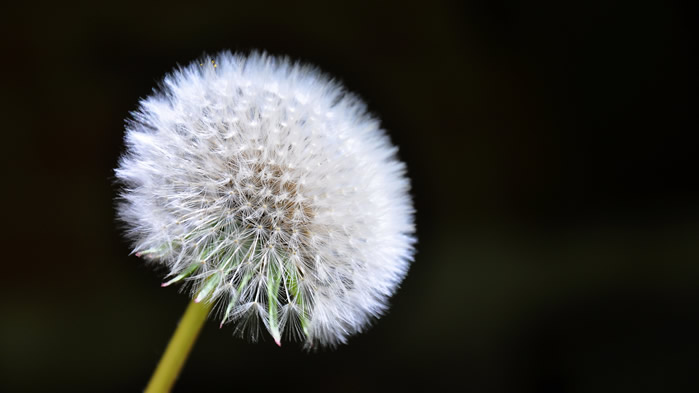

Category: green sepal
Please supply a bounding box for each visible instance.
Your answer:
[161,263,201,287]
[219,271,253,328]
[285,263,309,338]
[194,272,220,303]
[267,263,282,346]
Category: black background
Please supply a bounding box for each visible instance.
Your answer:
[1,1,697,392]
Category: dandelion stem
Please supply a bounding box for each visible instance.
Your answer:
[145,299,213,393]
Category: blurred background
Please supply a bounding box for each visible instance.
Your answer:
[1,0,697,392]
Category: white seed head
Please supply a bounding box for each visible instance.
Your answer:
[115,51,416,348]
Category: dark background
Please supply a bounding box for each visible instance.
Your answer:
[1,1,697,392]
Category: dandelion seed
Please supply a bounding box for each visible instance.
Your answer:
[116,51,416,348]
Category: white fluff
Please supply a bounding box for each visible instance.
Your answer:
[115,51,416,348]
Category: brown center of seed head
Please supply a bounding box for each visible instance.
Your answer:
[235,150,315,244]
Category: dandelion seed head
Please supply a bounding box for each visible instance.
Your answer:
[116,51,416,348]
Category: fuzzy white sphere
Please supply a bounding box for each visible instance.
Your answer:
[116,51,415,348]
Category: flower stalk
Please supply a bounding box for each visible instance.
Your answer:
[145,300,213,393]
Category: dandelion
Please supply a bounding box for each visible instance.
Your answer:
[116,51,415,390]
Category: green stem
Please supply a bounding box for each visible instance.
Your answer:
[145,300,213,393]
